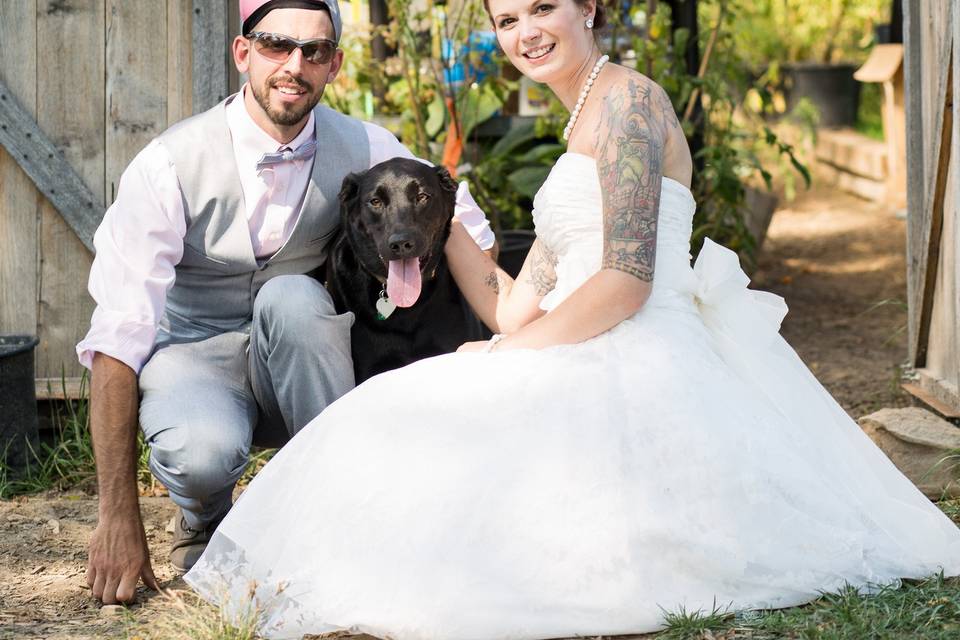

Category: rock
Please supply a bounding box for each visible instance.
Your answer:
[100,604,125,617]
[165,516,176,534]
[47,519,60,535]
[859,407,960,499]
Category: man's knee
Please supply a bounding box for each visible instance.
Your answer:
[253,274,352,343]
[146,423,249,500]
[255,275,335,320]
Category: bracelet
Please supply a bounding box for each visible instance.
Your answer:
[482,333,505,353]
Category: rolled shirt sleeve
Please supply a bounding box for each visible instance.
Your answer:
[75,139,186,374]
[363,121,496,251]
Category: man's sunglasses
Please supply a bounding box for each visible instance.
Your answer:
[246,31,338,65]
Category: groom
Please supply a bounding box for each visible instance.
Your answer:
[78,0,494,604]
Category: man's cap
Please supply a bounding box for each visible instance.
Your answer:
[240,0,342,42]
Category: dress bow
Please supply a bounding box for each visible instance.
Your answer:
[693,237,788,350]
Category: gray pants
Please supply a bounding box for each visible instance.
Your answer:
[138,275,355,529]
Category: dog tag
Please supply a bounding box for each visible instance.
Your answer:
[376,292,397,320]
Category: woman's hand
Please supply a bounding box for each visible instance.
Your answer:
[456,340,492,353]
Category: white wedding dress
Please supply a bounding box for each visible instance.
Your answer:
[185,153,960,640]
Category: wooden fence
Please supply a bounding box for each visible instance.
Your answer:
[903,1,960,417]
[0,0,237,396]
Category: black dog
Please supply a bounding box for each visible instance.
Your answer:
[326,158,486,383]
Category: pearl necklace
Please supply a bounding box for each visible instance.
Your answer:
[562,54,609,141]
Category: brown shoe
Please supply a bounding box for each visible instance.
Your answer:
[170,508,225,574]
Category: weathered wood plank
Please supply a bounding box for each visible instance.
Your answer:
[228,0,242,94]
[35,0,103,379]
[913,52,953,367]
[193,0,230,112]
[0,1,38,337]
[903,371,960,419]
[954,0,960,402]
[0,82,103,253]
[903,0,925,364]
[106,0,167,203]
[168,0,193,125]
[925,152,957,394]
[35,377,86,401]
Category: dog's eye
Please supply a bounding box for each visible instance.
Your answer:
[368,197,383,208]
[416,193,431,204]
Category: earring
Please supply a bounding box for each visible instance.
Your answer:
[585,17,594,29]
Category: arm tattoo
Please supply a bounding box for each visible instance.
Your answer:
[524,240,559,296]
[484,271,503,294]
[596,78,673,282]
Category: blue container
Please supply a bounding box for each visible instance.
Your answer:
[443,31,499,87]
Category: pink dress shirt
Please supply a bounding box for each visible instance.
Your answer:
[76,88,495,374]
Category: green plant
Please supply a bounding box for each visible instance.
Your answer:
[461,119,564,232]
[604,1,812,262]
[730,0,890,65]
[856,80,885,141]
[325,0,513,165]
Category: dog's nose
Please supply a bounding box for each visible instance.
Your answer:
[387,232,420,258]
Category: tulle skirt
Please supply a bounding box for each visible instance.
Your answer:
[185,261,960,639]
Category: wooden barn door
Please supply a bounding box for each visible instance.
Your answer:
[0,1,233,395]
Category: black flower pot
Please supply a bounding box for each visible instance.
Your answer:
[781,62,861,128]
[0,335,39,473]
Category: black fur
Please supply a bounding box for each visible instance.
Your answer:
[326,158,485,383]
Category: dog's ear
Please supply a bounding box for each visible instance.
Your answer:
[338,173,361,209]
[434,165,459,194]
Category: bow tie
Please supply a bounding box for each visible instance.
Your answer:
[256,140,317,172]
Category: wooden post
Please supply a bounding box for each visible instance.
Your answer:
[853,45,906,208]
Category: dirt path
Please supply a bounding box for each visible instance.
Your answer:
[0,185,915,639]
[752,186,911,417]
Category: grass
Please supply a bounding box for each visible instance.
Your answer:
[124,589,263,640]
[655,573,960,639]
[0,375,98,498]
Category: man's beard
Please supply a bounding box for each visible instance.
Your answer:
[252,75,321,126]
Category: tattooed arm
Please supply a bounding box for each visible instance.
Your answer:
[445,221,559,334]
[464,74,676,352]
[597,78,671,283]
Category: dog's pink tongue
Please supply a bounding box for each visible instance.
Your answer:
[387,258,422,307]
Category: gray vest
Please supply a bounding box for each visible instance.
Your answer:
[155,95,370,346]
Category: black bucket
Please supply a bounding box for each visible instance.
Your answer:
[0,335,40,473]
[781,63,861,128]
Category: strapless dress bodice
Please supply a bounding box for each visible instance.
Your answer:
[532,152,699,311]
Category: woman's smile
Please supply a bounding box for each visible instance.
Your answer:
[522,42,555,62]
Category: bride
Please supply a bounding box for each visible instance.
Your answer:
[186,0,960,638]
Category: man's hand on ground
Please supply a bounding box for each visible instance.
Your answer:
[86,515,160,604]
